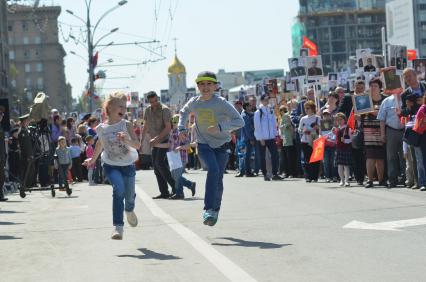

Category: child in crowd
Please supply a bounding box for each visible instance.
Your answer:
[321,110,337,182]
[85,135,96,186]
[55,136,72,190]
[334,113,352,187]
[70,137,83,182]
[178,71,244,226]
[168,114,196,199]
[84,92,140,240]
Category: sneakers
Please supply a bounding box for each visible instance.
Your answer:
[203,210,219,226]
[169,194,184,200]
[420,186,426,191]
[272,175,284,181]
[345,182,350,187]
[339,181,345,187]
[111,226,123,240]
[365,181,373,188]
[125,211,138,227]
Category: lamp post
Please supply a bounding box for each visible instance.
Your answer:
[66,0,128,113]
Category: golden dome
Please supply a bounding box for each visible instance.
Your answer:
[168,55,186,74]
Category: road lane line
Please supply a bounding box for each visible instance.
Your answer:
[136,185,258,282]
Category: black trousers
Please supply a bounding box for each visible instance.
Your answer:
[71,157,83,181]
[301,143,319,181]
[152,147,175,196]
[351,148,365,183]
[282,145,297,177]
[258,139,279,176]
[38,156,50,187]
[21,155,35,188]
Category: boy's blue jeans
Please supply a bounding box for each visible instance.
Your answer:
[197,143,229,211]
[171,167,193,196]
[103,164,136,226]
[323,147,337,179]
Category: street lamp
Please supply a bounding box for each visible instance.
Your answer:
[66,0,128,113]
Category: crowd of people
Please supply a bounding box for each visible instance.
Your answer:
[2,68,426,239]
[230,68,426,191]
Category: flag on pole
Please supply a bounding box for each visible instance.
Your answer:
[347,110,355,130]
[92,51,99,67]
[407,49,417,61]
[309,136,327,163]
[302,36,318,57]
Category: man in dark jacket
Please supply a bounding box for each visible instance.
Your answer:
[18,114,34,188]
[401,68,426,117]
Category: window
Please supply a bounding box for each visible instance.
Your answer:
[8,37,13,45]
[34,36,41,44]
[37,78,44,89]
[24,50,30,59]
[11,80,16,88]
[420,4,426,10]
[7,25,12,32]
[22,21,28,31]
[36,63,43,72]
[9,50,15,60]
[23,37,29,45]
[35,50,40,57]
[25,64,31,73]
[25,78,32,88]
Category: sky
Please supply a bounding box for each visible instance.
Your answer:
[41,0,299,99]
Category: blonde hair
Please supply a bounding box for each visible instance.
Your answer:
[103,92,127,115]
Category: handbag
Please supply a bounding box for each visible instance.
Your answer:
[351,129,364,149]
[403,127,421,146]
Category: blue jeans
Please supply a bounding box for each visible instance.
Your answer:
[414,146,426,186]
[103,164,136,226]
[323,147,337,179]
[243,140,255,175]
[197,143,229,211]
[171,167,193,196]
[58,164,69,187]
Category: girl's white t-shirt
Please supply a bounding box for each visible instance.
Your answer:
[96,119,138,166]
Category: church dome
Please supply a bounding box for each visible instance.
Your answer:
[168,55,186,74]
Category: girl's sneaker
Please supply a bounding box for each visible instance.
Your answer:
[339,181,344,187]
[125,211,138,227]
[111,226,123,240]
[345,182,350,187]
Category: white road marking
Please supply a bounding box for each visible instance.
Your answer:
[136,185,258,282]
[343,216,426,231]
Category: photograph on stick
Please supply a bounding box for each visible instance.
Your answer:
[288,57,306,78]
[352,93,374,115]
[305,55,323,79]
[381,67,403,95]
[413,58,426,81]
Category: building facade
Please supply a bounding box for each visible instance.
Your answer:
[0,0,9,99]
[7,4,71,114]
[295,0,386,73]
[386,0,426,57]
[167,54,187,108]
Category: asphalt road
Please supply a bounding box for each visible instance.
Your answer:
[1,170,426,282]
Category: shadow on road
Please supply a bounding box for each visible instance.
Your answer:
[0,222,24,226]
[184,197,204,201]
[117,248,182,260]
[0,210,25,214]
[212,237,292,249]
[0,235,22,240]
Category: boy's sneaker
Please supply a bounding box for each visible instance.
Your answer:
[203,210,216,226]
[420,186,426,191]
[125,211,138,227]
[111,226,123,240]
[190,182,196,197]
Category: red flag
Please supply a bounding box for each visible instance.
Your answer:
[302,36,318,56]
[309,136,327,163]
[92,51,99,67]
[407,49,417,61]
[347,110,355,130]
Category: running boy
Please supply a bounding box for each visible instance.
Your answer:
[178,71,244,226]
[84,92,141,240]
